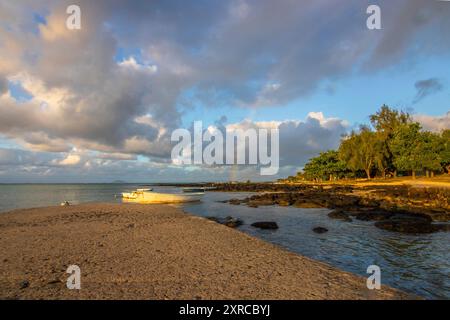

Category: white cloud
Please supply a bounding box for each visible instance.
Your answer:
[118,57,158,73]
[0,0,448,182]
[58,154,81,166]
[414,112,450,132]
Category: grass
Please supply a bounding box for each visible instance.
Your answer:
[287,175,450,188]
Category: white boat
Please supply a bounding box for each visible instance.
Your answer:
[121,189,203,204]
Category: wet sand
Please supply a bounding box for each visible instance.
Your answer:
[0,203,413,299]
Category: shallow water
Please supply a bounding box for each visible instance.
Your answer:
[0,184,449,299]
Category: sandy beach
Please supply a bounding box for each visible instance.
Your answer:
[0,203,412,300]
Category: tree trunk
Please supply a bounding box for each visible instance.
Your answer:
[365,169,371,180]
[412,170,416,179]
[394,170,397,178]
[426,170,429,178]
[431,171,434,178]
[329,174,333,181]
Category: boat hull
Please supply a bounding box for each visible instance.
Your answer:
[122,191,203,204]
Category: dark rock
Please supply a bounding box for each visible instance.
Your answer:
[208,216,243,228]
[358,198,381,207]
[228,199,241,205]
[375,213,441,234]
[224,217,244,228]
[206,216,220,223]
[248,199,276,207]
[327,210,352,222]
[312,227,328,234]
[20,280,29,289]
[292,200,323,208]
[375,220,435,234]
[331,196,359,208]
[390,213,431,222]
[251,221,279,230]
[353,210,393,221]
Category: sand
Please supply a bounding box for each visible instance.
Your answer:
[0,203,413,300]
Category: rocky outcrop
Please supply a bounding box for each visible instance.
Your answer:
[292,200,323,208]
[374,213,450,234]
[218,182,450,234]
[207,216,244,228]
[352,210,394,221]
[327,210,352,222]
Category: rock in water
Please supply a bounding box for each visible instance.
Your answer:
[353,210,393,221]
[228,199,241,205]
[313,227,328,234]
[207,216,243,228]
[327,210,352,222]
[224,217,244,228]
[374,213,441,234]
[292,200,323,208]
[251,221,279,230]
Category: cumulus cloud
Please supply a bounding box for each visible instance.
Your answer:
[0,75,7,95]
[414,112,450,132]
[413,78,444,103]
[177,112,348,171]
[57,154,81,166]
[277,113,348,167]
[0,0,449,181]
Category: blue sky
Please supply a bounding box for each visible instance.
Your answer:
[0,0,449,182]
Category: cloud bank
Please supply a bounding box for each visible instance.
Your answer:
[0,0,449,181]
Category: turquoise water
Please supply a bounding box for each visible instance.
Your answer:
[0,184,449,299]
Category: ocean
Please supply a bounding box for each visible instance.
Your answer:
[0,183,449,299]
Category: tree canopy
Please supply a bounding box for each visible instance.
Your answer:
[296,106,449,181]
[303,150,346,181]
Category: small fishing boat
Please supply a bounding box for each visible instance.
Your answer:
[121,189,203,204]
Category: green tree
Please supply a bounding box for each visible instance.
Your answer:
[373,131,391,178]
[369,104,411,134]
[440,129,450,174]
[389,123,442,178]
[303,150,346,181]
[421,131,443,177]
[339,127,380,179]
[369,105,411,176]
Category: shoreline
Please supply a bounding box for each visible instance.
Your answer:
[0,203,413,300]
[211,181,450,234]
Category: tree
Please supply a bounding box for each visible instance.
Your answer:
[373,131,391,178]
[339,127,380,179]
[420,131,443,177]
[440,129,450,174]
[370,104,411,134]
[369,105,411,176]
[303,150,346,181]
[389,123,442,178]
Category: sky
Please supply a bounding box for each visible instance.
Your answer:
[0,0,449,183]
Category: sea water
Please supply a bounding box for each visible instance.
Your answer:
[0,184,448,299]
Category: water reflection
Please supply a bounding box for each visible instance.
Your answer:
[0,185,448,299]
[182,191,450,299]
